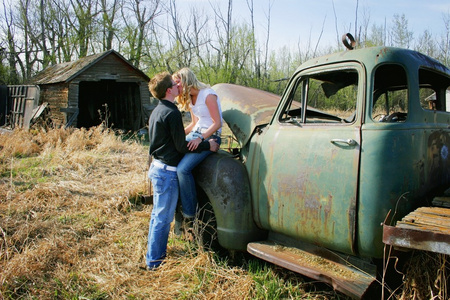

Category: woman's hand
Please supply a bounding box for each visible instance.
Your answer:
[187,137,202,151]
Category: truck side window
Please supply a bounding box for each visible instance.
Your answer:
[372,64,408,122]
[418,69,450,112]
[280,69,358,124]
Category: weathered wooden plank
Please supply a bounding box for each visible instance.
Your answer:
[397,207,450,235]
[416,206,450,216]
[383,206,450,254]
[396,222,450,235]
[402,213,450,227]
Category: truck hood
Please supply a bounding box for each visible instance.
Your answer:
[214,83,281,146]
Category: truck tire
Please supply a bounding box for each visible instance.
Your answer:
[197,187,224,253]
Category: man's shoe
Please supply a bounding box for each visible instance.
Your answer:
[140,265,158,271]
[141,261,163,271]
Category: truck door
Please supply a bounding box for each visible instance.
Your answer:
[253,64,362,254]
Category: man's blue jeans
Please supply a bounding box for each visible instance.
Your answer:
[177,133,221,218]
[146,162,179,269]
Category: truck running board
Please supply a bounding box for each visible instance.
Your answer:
[247,240,378,299]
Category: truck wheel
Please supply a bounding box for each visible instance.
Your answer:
[196,187,223,253]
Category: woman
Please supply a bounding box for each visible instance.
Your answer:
[173,68,223,222]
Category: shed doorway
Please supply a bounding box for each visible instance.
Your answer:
[78,80,142,131]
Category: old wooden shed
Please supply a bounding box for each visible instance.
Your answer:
[30,50,153,131]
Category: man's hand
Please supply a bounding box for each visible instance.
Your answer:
[187,137,201,151]
[208,139,219,152]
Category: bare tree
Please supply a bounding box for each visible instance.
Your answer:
[190,7,212,72]
[358,7,371,47]
[354,0,359,42]
[390,13,413,48]
[211,0,232,74]
[438,12,450,66]
[368,22,386,47]
[68,0,100,57]
[1,0,20,83]
[262,0,272,83]
[48,0,75,63]
[246,0,259,82]
[332,0,339,48]
[415,29,436,57]
[16,0,33,78]
[39,0,51,67]
[166,0,194,69]
[121,0,161,67]
[100,0,121,51]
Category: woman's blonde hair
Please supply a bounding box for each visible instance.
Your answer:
[173,68,209,111]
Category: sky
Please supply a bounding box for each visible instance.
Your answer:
[176,0,450,52]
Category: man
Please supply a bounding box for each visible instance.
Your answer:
[146,71,219,270]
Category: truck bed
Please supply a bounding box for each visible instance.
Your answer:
[383,204,450,255]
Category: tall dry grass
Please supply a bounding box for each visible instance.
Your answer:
[1,126,447,300]
[396,251,449,300]
[0,126,247,299]
[0,126,336,300]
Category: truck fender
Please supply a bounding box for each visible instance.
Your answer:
[193,151,267,251]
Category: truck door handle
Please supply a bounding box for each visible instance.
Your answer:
[330,138,357,146]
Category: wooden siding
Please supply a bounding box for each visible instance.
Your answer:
[39,84,69,126]
[140,82,153,125]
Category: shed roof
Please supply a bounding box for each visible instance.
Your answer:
[30,50,149,85]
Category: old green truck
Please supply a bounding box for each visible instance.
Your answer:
[193,44,450,298]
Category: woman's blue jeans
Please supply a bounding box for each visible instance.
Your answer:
[178,132,221,218]
[146,162,179,269]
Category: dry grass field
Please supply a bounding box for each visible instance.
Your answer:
[0,126,345,299]
[0,125,448,299]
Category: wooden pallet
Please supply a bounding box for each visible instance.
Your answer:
[396,206,450,235]
[383,206,450,255]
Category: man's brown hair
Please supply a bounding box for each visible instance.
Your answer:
[149,71,173,99]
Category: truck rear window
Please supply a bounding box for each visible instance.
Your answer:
[418,68,450,112]
[372,64,408,123]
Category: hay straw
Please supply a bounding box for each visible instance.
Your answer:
[0,127,256,299]
[3,126,444,299]
[397,251,449,300]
